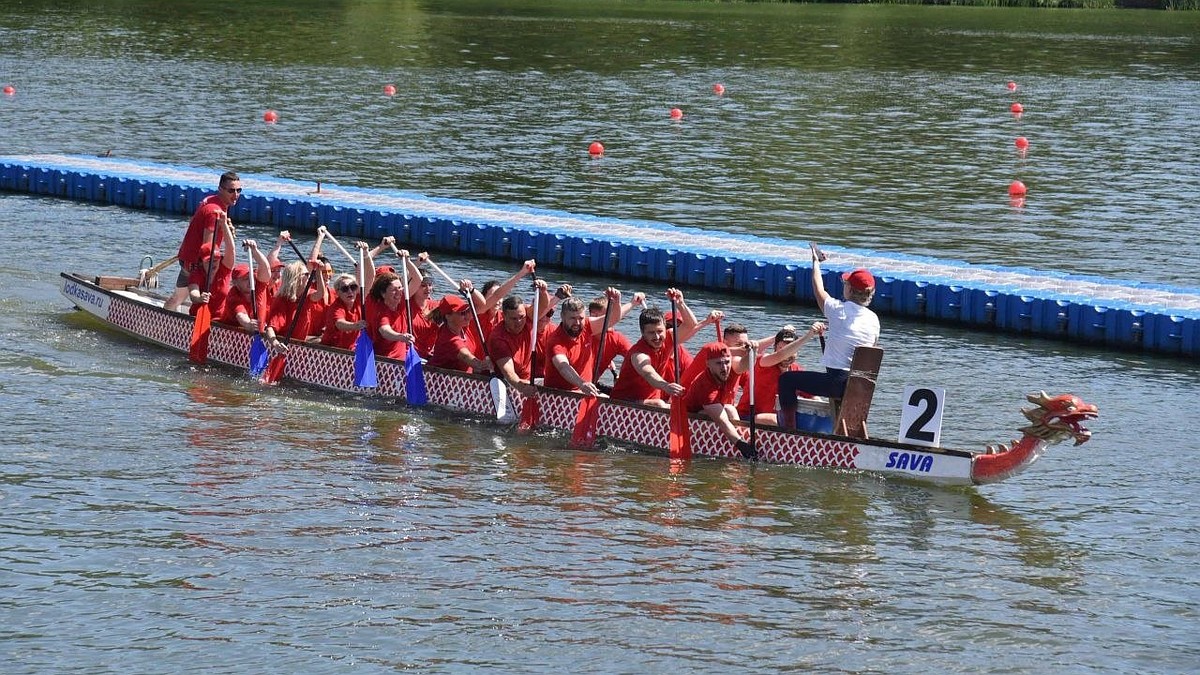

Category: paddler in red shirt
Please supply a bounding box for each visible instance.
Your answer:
[543,289,622,397]
[219,239,272,332]
[610,289,700,408]
[428,294,491,374]
[185,214,236,318]
[683,341,754,457]
[486,283,553,398]
[165,171,241,312]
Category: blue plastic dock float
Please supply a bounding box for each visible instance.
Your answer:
[3,153,1198,360]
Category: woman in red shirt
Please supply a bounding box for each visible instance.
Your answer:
[429,295,491,374]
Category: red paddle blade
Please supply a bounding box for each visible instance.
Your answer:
[669,398,691,459]
[570,397,600,448]
[517,396,540,433]
[262,354,286,384]
[188,305,211,364]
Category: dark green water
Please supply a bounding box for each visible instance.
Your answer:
[2,1,1197,672]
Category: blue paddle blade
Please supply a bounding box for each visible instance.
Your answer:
[353,330,378,388]
[248,334,270,378]
[404,343,428,406]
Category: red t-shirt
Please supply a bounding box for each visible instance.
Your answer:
[219,284,268,328]
[372,302,410,360]
[610,333,678,403]
[597,328,632,373]
[429,324,483,373]
[177,195,225,268]
[736,362,806,417]
[684,368,740,413]
[320,300,363,350]
[187,264,232,318]
[543,325,596,391]
[408,297,438,358]
[486,320,543,381]
[267,295,319,341]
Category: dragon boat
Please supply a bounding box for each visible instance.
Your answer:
[60,270,1098,486]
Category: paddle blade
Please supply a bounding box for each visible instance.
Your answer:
[262,353,286,384]
[248,334,270,378]
[404,343,428,405]
[570,397,601,448]
[669,398,691,460]
[188,305,211,365]
[353,330,378,388]
[491,378,513,422]
[517,395,540,433]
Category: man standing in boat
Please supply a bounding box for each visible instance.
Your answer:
[777,248,880,429]
[543,290,621,397]
[165,171,242,312]
[609,290,699,408]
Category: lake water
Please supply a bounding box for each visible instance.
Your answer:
[1,1,1198,672]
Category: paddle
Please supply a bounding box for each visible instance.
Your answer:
[352,246,378,388]
[668,291,691,459]
[318,226,358,267]
[392,244,427,405]
[187,239,218,364]
[746,342,757,457]
[262,263,318,384]
[518,273,541,433]
[571,289,614,448]
[245,243,270,378]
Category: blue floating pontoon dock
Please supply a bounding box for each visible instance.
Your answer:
[4,154,1198,359]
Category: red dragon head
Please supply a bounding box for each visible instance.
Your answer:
[1019,391,1099,446]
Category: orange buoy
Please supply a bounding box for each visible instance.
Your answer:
[2,85,14,96]
[1008,180,1027,197]
[669,108,683,120]
[263,109,279,124]
[383,84,396,97]
[1006,81,1018,92]
[1010,102,1024,114]
[588,141,604,157]
[1015,137,1029,150]
[712,83,725,96]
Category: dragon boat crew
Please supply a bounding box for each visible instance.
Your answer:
[736,324,821,425]
[218,239,272,332]
[609,290,699,409]
[429,293,491,374]
[777,248,880,429]
[543,290,622,397]
[684,341,755,458]
[486,284,552,397]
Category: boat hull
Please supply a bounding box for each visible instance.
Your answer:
[61,272,988,485]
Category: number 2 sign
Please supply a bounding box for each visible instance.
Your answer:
[899,386,945,448]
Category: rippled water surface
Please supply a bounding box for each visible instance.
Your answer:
[2,1,1198,673]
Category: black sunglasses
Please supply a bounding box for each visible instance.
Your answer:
[222,186,243,194]
[339,284,359,292]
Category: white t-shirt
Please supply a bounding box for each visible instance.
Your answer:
[820,296,880,370]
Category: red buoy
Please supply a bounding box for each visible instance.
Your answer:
[1015,136,1029,150]
[2,85,14,96]
[1010,102,1024,114]
[712,83,725,96]
[1006,81,1018,92]
[263,109,279,124]
[1008,180,1027,197]
[588,142,604,156]
[383,84,396,97]
[669,107,683,120]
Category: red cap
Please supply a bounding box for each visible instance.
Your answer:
[375,265,396,275]
[438,294,469,315]
[232,263,250,279]
[269,259,285,270]
[698,341,731,362]
[842,268,875,291]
